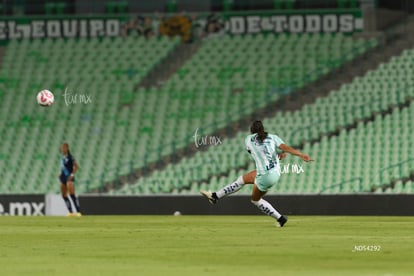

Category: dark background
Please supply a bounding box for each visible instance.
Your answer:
[80,195,414,216]
[0,0,412,16]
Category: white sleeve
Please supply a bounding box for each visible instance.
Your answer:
[271,134,285,147]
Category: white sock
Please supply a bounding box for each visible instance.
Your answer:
[216,176,245,199]
[251,198,281,220]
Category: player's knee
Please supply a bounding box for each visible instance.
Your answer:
[251,199,259,206]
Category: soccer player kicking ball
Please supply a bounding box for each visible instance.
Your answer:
[201,120,313,227]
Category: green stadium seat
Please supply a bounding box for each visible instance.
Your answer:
[109,40,414,195]
[0,31,378,195]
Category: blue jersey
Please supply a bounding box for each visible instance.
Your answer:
[61,153,76,177]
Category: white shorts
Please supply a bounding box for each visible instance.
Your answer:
[255,170,281,192]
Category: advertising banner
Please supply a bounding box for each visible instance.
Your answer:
[45,194,73,216]
[0,195,45,216]
[0,9,363,42]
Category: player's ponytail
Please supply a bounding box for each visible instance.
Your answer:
[250,120,268,143]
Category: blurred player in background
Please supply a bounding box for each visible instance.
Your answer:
[201,120,313,227]
[59,143,81,216]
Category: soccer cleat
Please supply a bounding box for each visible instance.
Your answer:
[76,212,82,217]
[200,190,217,205]
[276,215,288,227]
[66,213,75,217]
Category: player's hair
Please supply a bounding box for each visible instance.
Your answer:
[250,120,268,143]
[62,142,71,155]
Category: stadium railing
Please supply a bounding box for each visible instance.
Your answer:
[318,177,363,194]
[377,157,414,188]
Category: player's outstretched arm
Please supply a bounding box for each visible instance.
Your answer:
[279,144,314,162]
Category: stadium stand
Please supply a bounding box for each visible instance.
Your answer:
[114,101,414,195]
[0,33,375,194]
[112,45,414,195]
[0,35,180,194]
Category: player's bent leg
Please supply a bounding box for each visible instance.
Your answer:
[200,190,217,205]
[200,170,258,204]
[201,174,247,204]
[251,182,287,227]
[251,182,266,201]
[242,170,256,185]
[61,183,73,214]
[216,175,245,198]
[60,183,67,197]
[67,182,81,215]
[67,181,75,194]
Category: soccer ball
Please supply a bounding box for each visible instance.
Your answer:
[37,90,54,106]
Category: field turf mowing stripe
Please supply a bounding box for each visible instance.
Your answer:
[0,216,413,276]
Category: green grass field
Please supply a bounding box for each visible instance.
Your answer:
[1,216,413,276]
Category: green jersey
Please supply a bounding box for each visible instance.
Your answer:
[245,133,284,176]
